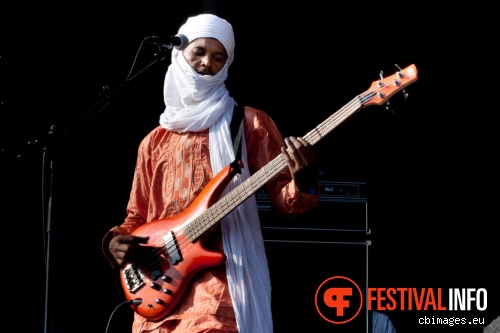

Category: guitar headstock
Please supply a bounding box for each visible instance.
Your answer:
[361,64,418,107]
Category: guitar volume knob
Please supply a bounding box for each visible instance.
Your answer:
[150,282,161,290]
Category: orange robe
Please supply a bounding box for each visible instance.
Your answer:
[102,106,319,332]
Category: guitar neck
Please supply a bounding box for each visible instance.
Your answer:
[185,96,365,241]
[302,95,364,145]
[184,63,419,241]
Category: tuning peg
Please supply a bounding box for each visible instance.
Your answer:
[378,71,385,88]
[394,64,410,102]
[378,69,393,112]
[385,99,394,114]
[402,89,409,102]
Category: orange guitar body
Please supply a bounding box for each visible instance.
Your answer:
[120,162,240,321]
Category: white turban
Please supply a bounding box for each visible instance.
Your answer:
[178,13,235,66]
[159,13,235,133]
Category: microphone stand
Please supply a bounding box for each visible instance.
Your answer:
[15,45,171,333]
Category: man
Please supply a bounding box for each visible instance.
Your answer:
[102,13,320,332]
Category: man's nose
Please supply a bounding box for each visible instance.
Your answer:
[201,55,212,67]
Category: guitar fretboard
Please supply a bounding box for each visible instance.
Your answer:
[185,95,367,241]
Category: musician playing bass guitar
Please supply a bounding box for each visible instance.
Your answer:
[101,13,320,333]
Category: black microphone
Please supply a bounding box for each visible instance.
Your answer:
[144,34,189,50]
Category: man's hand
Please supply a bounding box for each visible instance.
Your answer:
[282,136,319,192]
[109,234,152,267]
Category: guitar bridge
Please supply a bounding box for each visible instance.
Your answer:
[122,264,145,293]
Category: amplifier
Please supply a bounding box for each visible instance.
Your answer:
[257,181,368,234]
[265,239,370,332]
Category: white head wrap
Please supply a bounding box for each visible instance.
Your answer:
[159,14,273,333]
[160,13,235,134]
[179,13,235,66]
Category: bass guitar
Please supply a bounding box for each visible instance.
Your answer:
[119,64,419,321]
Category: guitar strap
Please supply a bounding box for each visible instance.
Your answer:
[230,104,244,160]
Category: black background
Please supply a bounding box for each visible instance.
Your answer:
[1,1,498,332]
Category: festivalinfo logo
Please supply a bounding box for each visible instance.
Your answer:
[315,276,488,325]
[367,287,487,311]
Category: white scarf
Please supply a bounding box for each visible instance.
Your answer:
[159,14,272,333]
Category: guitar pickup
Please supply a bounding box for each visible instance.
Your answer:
[163,232,182,265]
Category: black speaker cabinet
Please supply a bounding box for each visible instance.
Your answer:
[264,240,370,333]
[259,181,370,332]
[257,181,368,236]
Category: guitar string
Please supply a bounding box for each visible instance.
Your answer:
[130,70,410,286]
